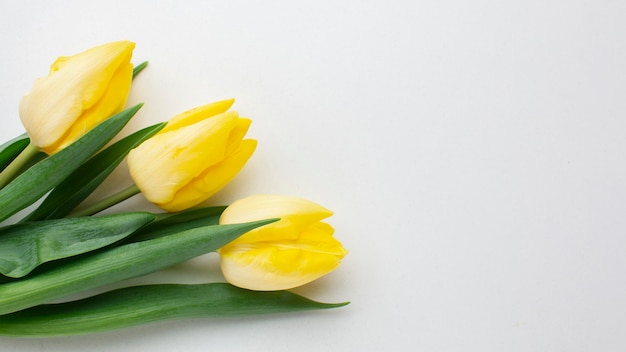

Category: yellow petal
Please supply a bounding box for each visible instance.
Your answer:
[128,111,238,205]
[219,222,347,291]
[220,195,333,243]
[19,41,135,151]
[220,195,333,225]
[159,99,235,134]
[41,61,133,154]
[156,139,257,211]
[224,118,252,155]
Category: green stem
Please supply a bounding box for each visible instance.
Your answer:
[71,184,141,217]
[0,143,39,189]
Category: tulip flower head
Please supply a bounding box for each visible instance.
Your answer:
[127,99,256,212]
[19,41,135,154]
[218,195,348,291]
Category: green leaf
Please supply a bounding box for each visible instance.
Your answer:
[0,133,29,172]
[0,212,156,278]
[132,61,148,78]
[23,122,166,221]
[129,205,227,242]
[0,104,142,223]
[0,283,348,337]
[0,218,276,315]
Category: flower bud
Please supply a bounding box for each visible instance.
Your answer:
[19,41,135,154]
[218,195,348,291]
[127,99,256,212]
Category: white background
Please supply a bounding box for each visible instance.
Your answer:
[1,0,625,351]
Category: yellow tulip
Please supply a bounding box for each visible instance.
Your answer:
[218,195,348,291]
[127,99,256,212]
[19,41,135,155]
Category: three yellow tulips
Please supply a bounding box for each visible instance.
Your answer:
[18,41,347,291]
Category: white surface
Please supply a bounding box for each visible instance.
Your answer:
[1,0,625,350]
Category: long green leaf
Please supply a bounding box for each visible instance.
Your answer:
[0,133,29,172]
[132,61,148,78]
[23,122,166,222]
[128,205,227,242]
[0,283,348,336]
[0,104,142,223]
[0,212,156,278]
[0,219,276,315]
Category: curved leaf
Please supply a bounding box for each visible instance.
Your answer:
[129,205,227,242]
[132,61,148,78]
[0,212,156,278]
[0,218,277,315]
[0,283,348,336]
[0,104,142,223]
[24,122,166,221]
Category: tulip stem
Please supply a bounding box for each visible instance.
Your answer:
[0,143,40,189]
[71,184,141,217]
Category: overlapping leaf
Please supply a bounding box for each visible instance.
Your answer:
[0,212,156,278]
[0,104,142,222]
[129,205,227,242]
[24,122,165,221]
[0,219,276,315]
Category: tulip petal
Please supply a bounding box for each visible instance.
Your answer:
[219,221,346,291]
[220,195,334,242]
[19,41,135,152]
[128,112,238,205]
[159,99,235,134]
[42,61,133,154]
[157,139,257,211]
[220,195,334,224]
[217,195,347,290]
[224,118,252,155]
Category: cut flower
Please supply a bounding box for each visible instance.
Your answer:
[19,41,135,154]
[218,195,348,291]
[127,99,256,212]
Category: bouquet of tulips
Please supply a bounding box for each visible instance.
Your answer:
[0,41,348,336]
